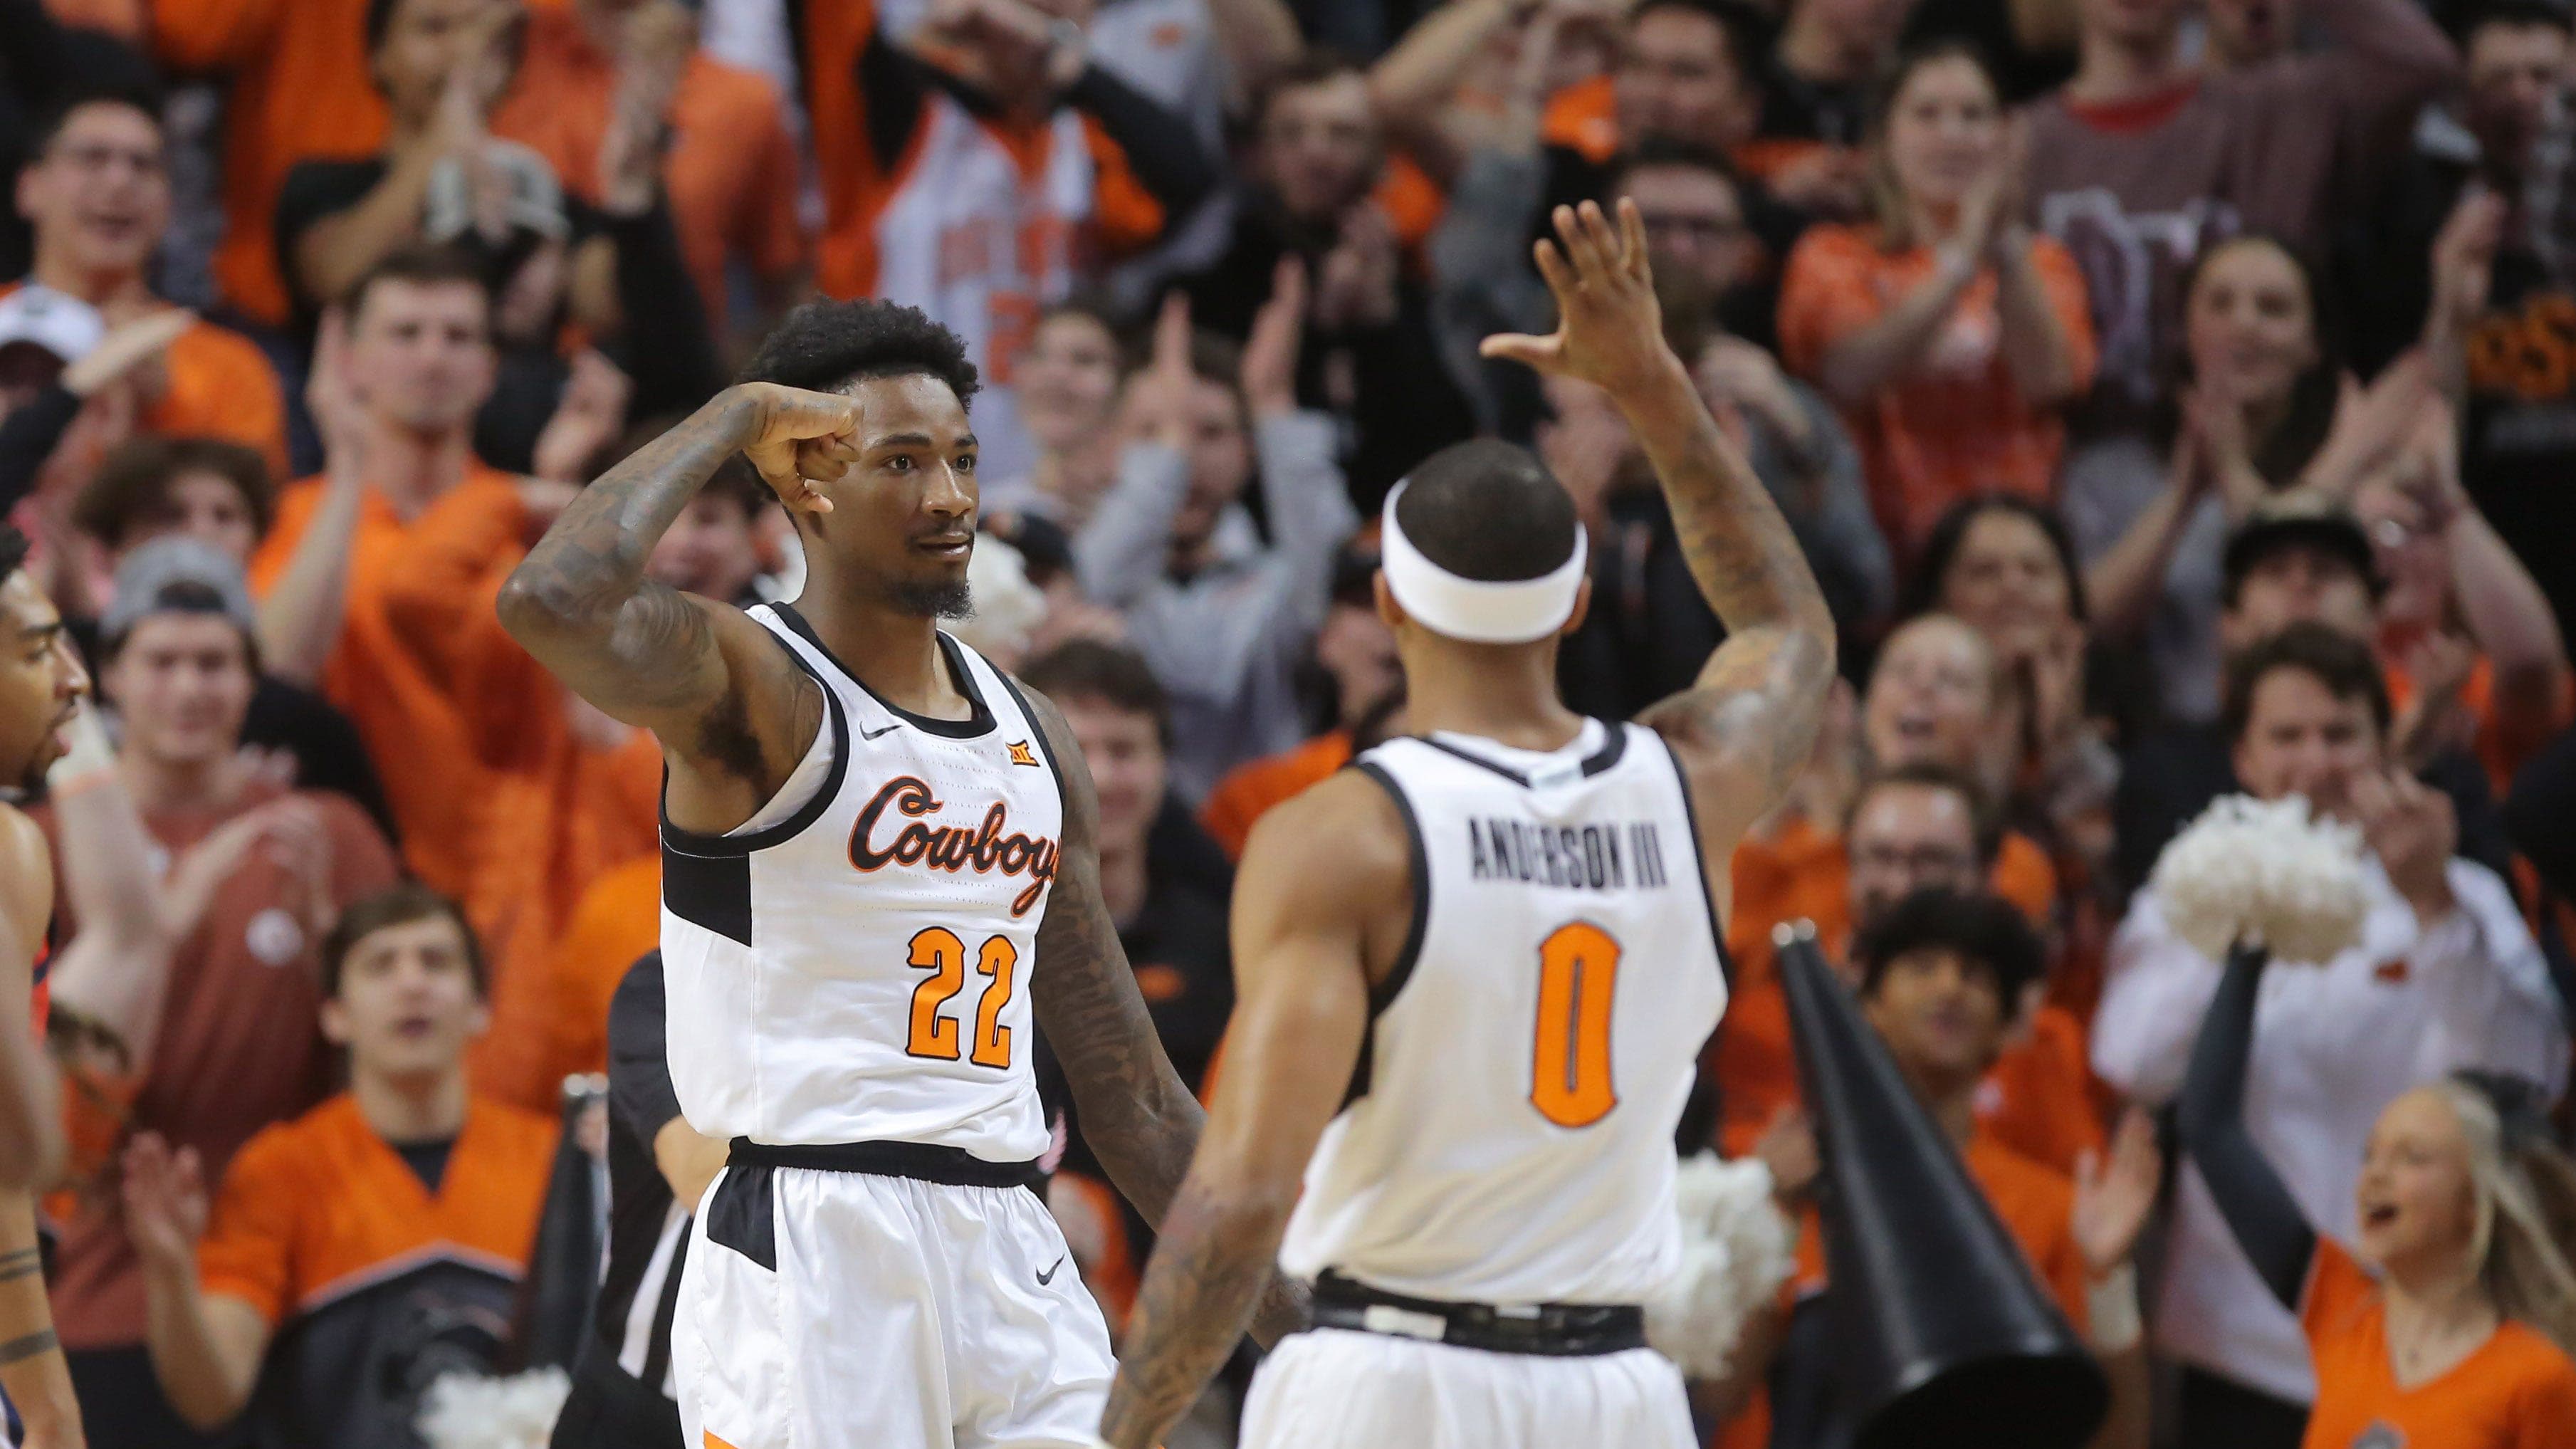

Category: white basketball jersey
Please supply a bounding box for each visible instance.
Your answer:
[1277,720,1729,1305]
[659,604,1062,1160]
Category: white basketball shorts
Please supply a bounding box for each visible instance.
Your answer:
[1237,1327,1696,1449]
[672,1157,1114,1449]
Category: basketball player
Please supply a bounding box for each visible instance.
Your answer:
[0,523,95,1446]
[499,303,1299,1448]
[1094,199,1838,1449]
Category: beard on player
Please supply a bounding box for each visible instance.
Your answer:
[0,558,88,795]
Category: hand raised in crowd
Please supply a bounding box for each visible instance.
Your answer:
[2071,1108,2162,1278]
[532,350,636,487]
[599,0,692,214]
[2428,186,2506,339]
[1118,291,1198,451]
[2179,373,2264,517]
[1696,336,1813,451]
[1752,1104,1820,1208]
[2352,769,2460,926]
[305,308,370,476]
[157,797,335,943]
[1481,199,1672,397]
[2303,362,2439,501]
[119,1131,211,1272]
[60,308,192,401]
[1953,115,2029,266]
[1311,203,1401,333]
[2010,615,2090,765]
[733,382,862,516]
[2388,630,2480,771]
[1240,258,1309,420]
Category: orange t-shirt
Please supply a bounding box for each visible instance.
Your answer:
[247,466,528,897]
[196,1092,557,1326]
[1199,731,1353,861]
[0,286,286,478]
[474,853,660,1114]
[1712,817,2064,1157]
[1786,1130,2089,1334]
[1778,224,2098,559]
[148,0,390,326]
[2385,649,2576,802]
[1542,75,1618,164]
[489,9,805,335]
[2300,1240,2576,1449]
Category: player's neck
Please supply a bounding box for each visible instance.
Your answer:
[351,1064,470,1146]
[118,748,245,817]
[790,588,967,721]
[1400,642,1586,753]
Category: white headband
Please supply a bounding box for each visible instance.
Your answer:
[1378,479,1588,644]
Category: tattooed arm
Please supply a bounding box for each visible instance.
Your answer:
[1486,201,1838,877]
[0,1193,80,1448]
[498,384,850,832]
[1096,770,1401,1449]
[1020,688,1308,1351]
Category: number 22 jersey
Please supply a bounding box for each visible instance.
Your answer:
[658,603,1062,1161]
[1278,719,1729,1306]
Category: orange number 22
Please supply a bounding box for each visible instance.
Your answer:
[906,928,1019,1067]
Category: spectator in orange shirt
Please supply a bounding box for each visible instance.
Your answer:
[1754,887,2159,1449]
[2354,425,2572,798]
[1777,43,2095,561]
[119,884,558,1447]
[1714,760,2095,1169]
[33,540,399,1449]
[797,0,1218,480]
[11,92,288,473]
[2181,936,2576,1449]
[248,246,554,899]
[490,0,807,351]
[143,0,389,330]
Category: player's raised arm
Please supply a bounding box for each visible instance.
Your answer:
[497,385,857,804]
[1017,690,1310,1348]
[1096,770,1400,1449]
[1484,201,1838,855]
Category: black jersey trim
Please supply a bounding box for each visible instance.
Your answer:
[993,670,1069,820]
[769,602,996,739]
[1342,760,1433,1108]
[658,634,851,859]
[1655,733,1734,990]
[1411,720,1630,788]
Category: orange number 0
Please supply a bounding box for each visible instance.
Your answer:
[906,928,1019,1067]
[1531,921,1621,1128]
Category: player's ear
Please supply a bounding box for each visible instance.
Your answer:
[1372,570,1405,632]
[1559,575,1593,637]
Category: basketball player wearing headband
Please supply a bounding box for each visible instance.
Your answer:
[1094,198,1837,1449]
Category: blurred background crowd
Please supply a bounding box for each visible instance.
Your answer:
[4,0,2576,1444]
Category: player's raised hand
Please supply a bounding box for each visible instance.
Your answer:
[734,382,860,516]
[1480,199,1670,395]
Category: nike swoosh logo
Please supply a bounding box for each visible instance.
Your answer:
[1037,1255,1065,1286]
[859,721,903,741]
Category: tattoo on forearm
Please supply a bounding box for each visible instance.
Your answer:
[0,1247,38,1285]
[501,395,745,710]
[1101,1183,1283,1449]
[0,1329,56,1366]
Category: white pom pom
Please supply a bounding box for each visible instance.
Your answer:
[414,1368,572,1449]
[951,533,1047,662]
[2149,793,2368,965]
[1644,1153,1796,1380]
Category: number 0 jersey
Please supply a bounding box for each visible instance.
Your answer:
[659,604,1063,1160]
[1277,720,1728,1306]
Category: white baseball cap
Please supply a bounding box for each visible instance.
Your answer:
[0,285,105,367]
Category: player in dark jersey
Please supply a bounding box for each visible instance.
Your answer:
[0,523,96,1446]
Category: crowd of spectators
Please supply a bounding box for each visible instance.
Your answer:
[4,0,2576,1445]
